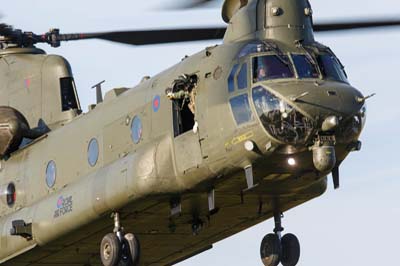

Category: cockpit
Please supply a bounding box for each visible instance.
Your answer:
[235,41,348,84]
[227,41,363,146]
[251,53,348,83]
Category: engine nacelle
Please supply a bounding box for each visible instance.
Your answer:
[0,106,30,158]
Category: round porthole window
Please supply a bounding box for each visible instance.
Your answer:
[88,138,99,167]
[46,160,57,188]
[6,182,16,207]
[131,116,142,144]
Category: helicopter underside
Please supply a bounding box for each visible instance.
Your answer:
[7,172,327,266]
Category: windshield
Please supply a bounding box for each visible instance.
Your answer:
[317,54,348,82]
[252,55,294,82]
[292,54,319,79]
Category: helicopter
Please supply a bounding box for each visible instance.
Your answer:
[0,0,399,266]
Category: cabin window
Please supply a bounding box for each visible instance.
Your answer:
[229,94,253,125]
[60,77,79,111]
[6,182,16,207]
[131,116,143,144]
[237,63,248,90]
[228,64,239,93]
[46,160,57,188]
[88,138,99,166]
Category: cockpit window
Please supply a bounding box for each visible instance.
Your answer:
[228,64,239,93]
[292,54,319,79]
[317,54,348,83]
[60,77,79,111]
[237,63,248,90]
[229,94,253,125]
[252,55,294,82]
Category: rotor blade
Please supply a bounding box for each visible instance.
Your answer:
[164,0,217,9]
[60,27,226,45]
[314,18,400,32]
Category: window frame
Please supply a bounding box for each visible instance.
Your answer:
[228,93,255,127]
[227,64,239,93]
[87,138,99,167]
[316,53,349,83]
[131,115,143,144]
[290,53,322,80]
[236,62,249,90]
[251,52,295,84]
[46,160,57,188]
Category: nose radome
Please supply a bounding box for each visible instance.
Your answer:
[268,80,364,120]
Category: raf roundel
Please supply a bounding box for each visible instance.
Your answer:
[152,95,161,112]
[57,196,64,209]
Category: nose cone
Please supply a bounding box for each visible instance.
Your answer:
[268,80,364,120]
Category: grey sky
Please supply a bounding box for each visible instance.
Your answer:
[1,1,399,265]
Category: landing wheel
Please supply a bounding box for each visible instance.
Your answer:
[281,233,300,266]
[119,233,140,266]
[260,233,281,266]
[100,233,121,266]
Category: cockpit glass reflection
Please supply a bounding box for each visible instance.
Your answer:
[229,94,253,125]
[292,54,319,79]
[317,54,348,83]
[252,55,294,82]
[252,86,314,144]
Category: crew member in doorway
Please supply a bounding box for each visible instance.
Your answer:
[166,74,197,115]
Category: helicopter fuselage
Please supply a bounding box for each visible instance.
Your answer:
[0,37,364,265]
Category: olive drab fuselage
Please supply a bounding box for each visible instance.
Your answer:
[0,0,366,265]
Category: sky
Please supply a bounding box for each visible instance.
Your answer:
[1,1,400,265]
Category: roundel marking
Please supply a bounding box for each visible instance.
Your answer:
[152,95,161,112]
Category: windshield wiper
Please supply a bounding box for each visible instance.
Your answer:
[295,40,318,68]
[263,41,290,65]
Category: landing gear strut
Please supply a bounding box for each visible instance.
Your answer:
[100,212,140,266]
[260,212,300,266]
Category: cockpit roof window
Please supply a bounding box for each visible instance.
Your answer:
[238,42,267,58]
[292,54,319,79]
[317,54,348,83]
[252,55,294,82]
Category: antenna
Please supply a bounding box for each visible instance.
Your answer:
[91,80,105,104]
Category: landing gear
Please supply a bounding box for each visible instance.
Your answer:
[100,212,140,266]
[101,233,121,266]
[280,233,300,266]
[260,212,300,266]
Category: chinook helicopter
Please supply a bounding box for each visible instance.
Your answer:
[0,0,399,266]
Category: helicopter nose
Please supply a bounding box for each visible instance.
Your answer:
[269,80,364,120]
[251,81,365,149]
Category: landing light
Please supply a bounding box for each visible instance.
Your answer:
[244,140,254,151]
[287,158,296,166]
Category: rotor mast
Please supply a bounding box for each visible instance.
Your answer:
[222,0,315,45]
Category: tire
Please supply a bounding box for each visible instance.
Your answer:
[260,233,281,266]
[100,233,121,266]
[119,233,140,266]
[281,233,300,266]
